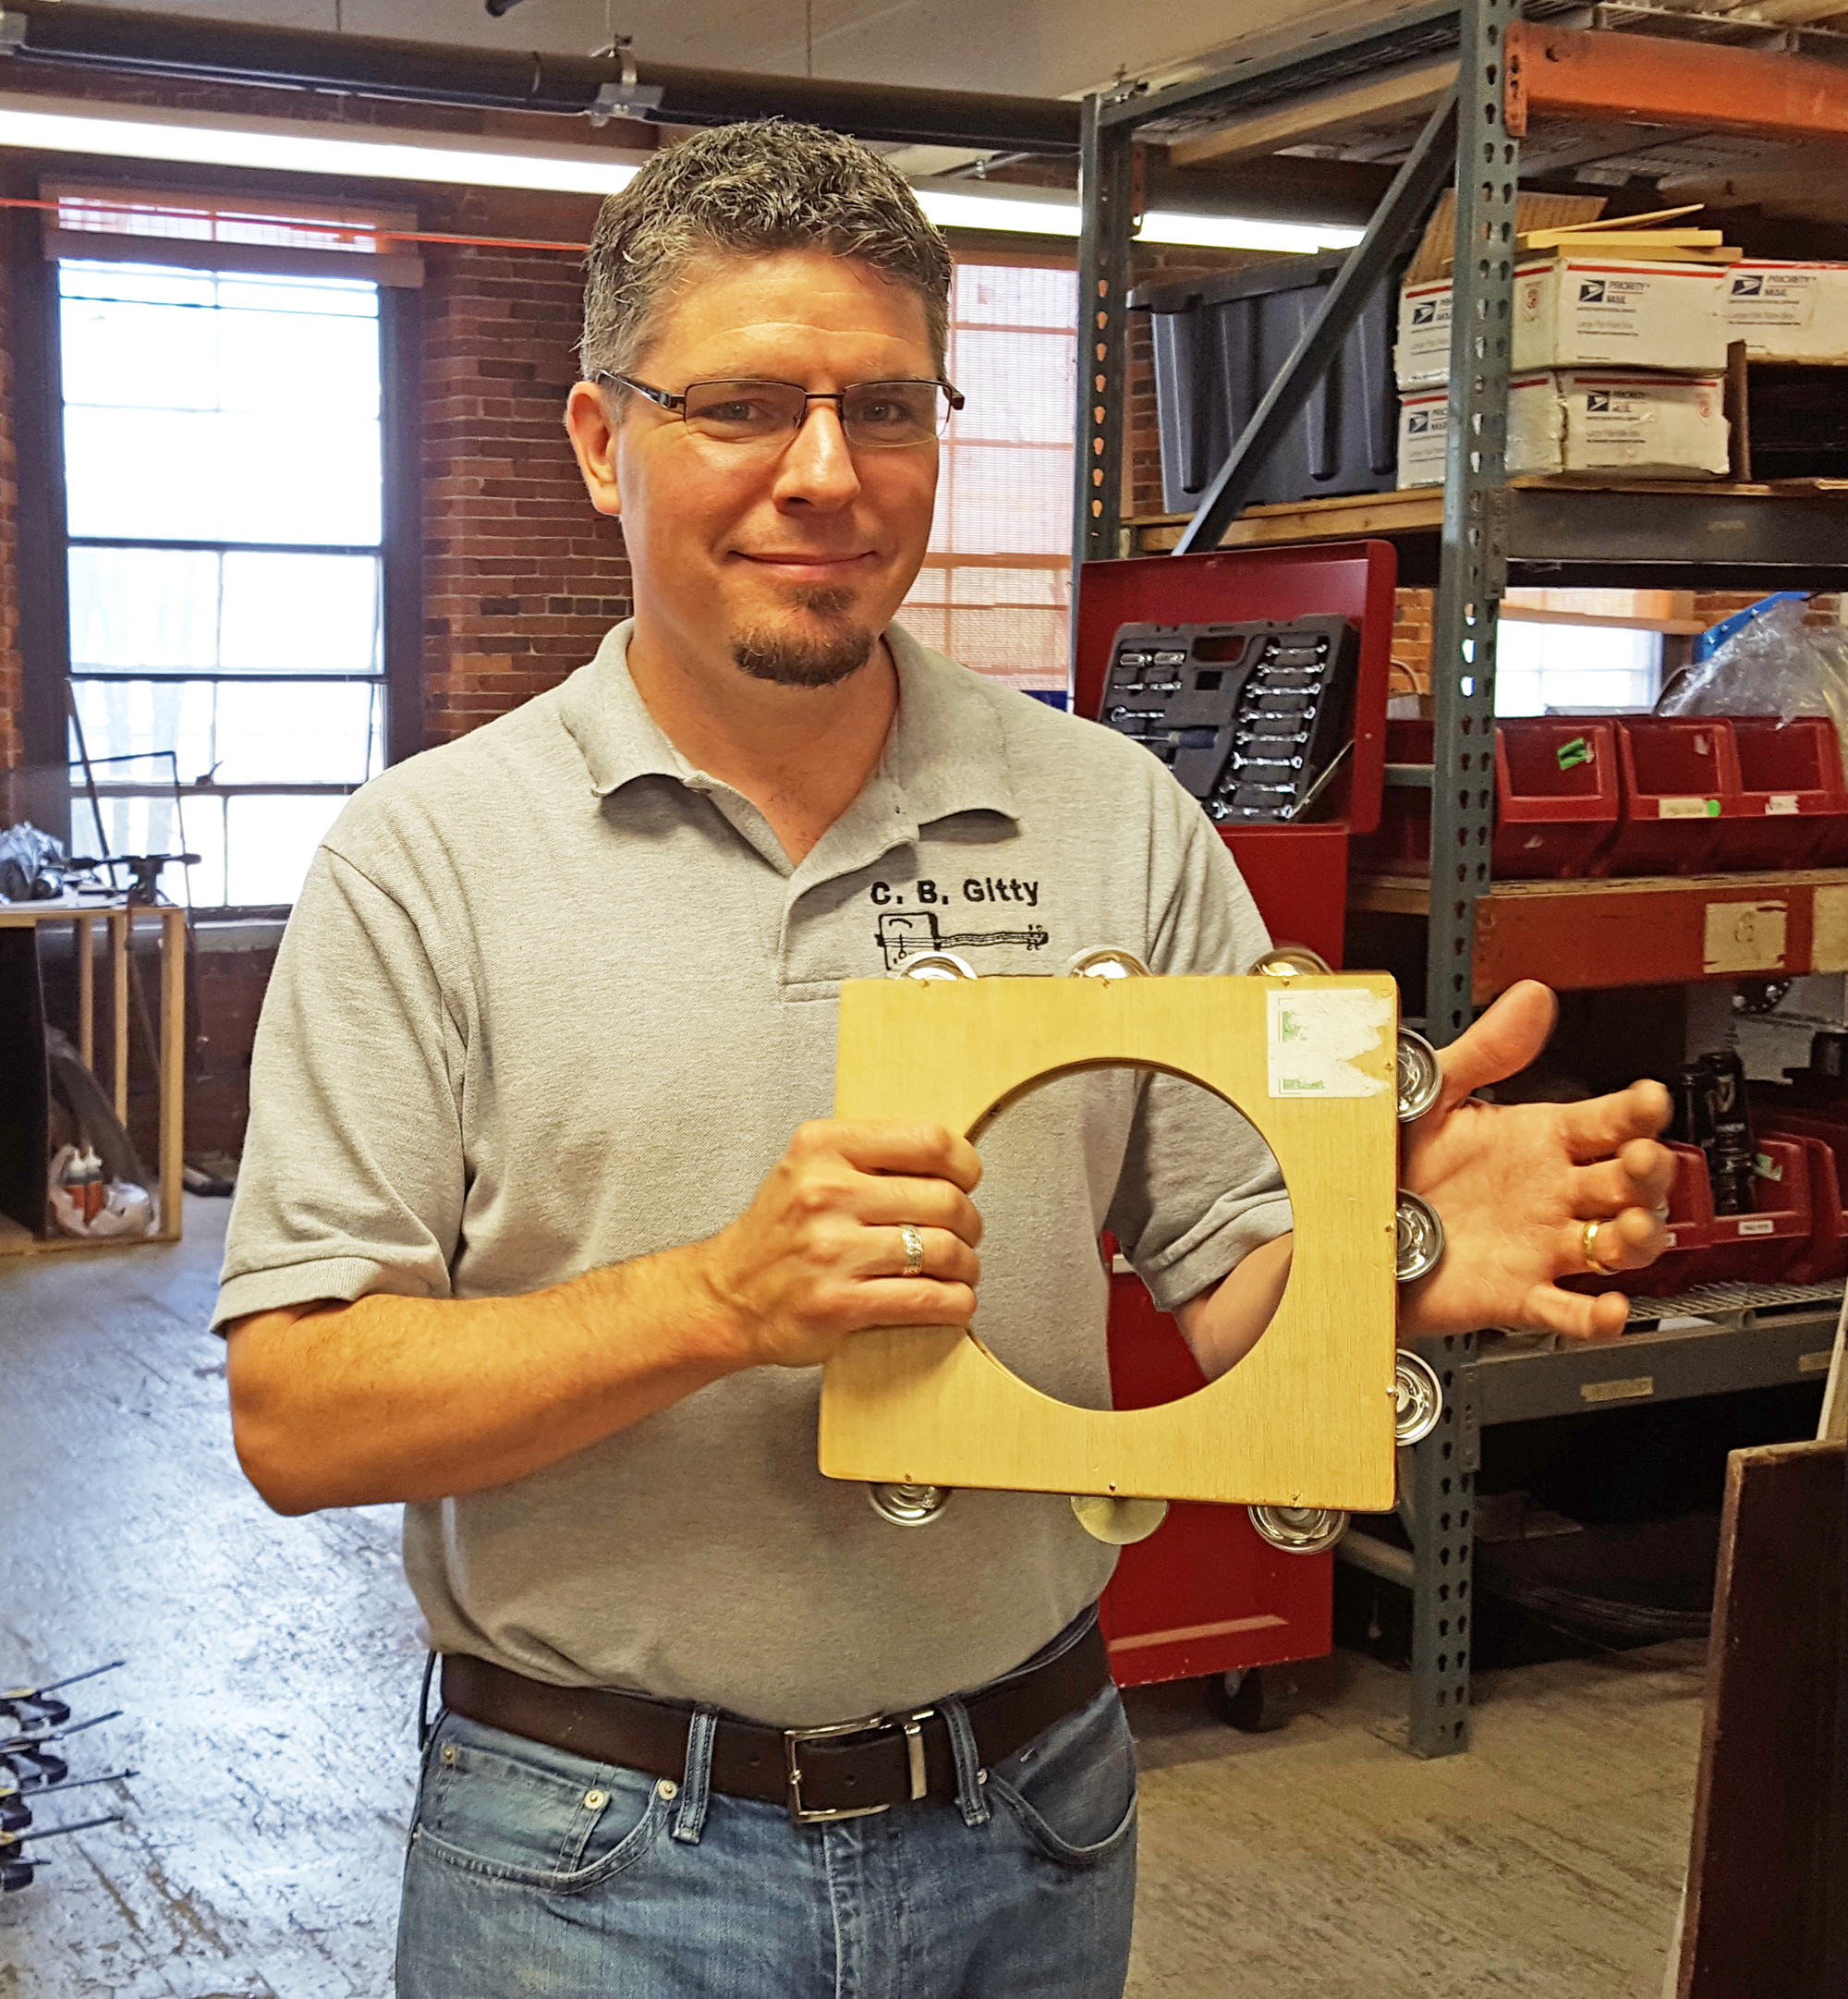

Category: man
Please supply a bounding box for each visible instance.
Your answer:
[219,121,1672,1997]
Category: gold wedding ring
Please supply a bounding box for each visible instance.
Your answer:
[1581,1217,1622,1277]
[900,1224,926,1278]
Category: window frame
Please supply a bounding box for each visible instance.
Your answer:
[13,176,422,914]
[900,248,1078,695]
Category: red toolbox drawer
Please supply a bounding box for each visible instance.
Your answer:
[1726,715,1846,870]
[1100,1253,1331,1688]
[1597,718,1739,876]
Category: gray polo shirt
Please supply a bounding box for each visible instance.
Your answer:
[217,620,1290,1725]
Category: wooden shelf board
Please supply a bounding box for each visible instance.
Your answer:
[1126,477,1848,558]
[1350,867,1848,999]
[0,1218,182,1259]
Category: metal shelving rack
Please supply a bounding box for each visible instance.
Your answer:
[1072,0,1848,1756]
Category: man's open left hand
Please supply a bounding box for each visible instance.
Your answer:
[1399,981,1673,1342]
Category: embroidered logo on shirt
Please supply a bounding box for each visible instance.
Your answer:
[873,910,1051,970]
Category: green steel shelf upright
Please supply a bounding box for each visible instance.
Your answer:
[1071,0,1848,1761]
[1070,0,1519,1759]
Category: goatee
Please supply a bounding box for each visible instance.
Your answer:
[732,587,876,689]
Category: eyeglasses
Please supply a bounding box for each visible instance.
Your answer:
[596,372,965,451]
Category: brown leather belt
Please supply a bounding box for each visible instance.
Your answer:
[441,1619,1109,1827]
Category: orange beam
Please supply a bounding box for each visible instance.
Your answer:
[1506,22,1848,143]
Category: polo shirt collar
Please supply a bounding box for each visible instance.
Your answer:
[559,618,1019,833]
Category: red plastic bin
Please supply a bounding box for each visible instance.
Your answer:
[1755,1107,1848,1282]
[1725,715,1846,870]
[1698,1136,1812,1284]
[1493,717,1622,878]
[1596,717,1740,876]
[1562,1137,1812,1296]
[1356,717,1621,877]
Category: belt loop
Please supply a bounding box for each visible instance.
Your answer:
[940,1696,991,1828]
[417,1651,439,1754]
[671,1705,719,1845]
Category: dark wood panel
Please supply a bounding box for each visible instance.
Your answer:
[1678,1437,1845,1997]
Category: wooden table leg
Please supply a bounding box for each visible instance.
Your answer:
[110,910,129,1126]
[159,908,185,1240]
[75,915,94,1070]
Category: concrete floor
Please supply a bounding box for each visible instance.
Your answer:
[0,1200,1697,1998]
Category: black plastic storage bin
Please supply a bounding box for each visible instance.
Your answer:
[1745,365,1848,480]
[1130,250,1399,516]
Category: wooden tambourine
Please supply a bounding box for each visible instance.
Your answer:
[818,969,1404,1520]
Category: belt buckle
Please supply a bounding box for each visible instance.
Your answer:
[783,1708,935,1827]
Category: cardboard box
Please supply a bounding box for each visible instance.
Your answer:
[1725,262,1848,363]
[1397,370,1729,487]
[1396,257,1730,390]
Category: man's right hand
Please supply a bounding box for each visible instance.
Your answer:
[696,1120,984,1371]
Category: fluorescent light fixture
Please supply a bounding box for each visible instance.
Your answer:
[0,95,647,196]
[0,96,1364,253]
[911,177,1360,253]
[1143,210,1363,253]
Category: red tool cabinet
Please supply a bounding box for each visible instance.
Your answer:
[1074,542,1395,1691]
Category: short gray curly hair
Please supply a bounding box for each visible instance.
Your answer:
[579,120,953,385]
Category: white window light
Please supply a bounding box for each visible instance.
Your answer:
[0,96,1364,254]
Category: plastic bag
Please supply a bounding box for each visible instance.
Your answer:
[0,822,70,902]
[1657,597,1848,784]
[47,1143,155,1239]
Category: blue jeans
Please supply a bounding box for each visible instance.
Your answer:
[395,1626,1137,1997]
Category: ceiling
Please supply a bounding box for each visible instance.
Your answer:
[79,0,1416,106]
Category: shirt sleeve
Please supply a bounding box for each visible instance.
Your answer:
[212,846,467,1332]
[1105,777,1295,1311]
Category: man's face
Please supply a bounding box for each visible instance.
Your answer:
[567,248,942,689]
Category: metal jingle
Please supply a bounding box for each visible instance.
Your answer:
[1247,1505,1350,1554]
[1392,1349,1444,1446]
[889,952,978,982]
[867,1482,953,1526]
[1070,1493,1169,1544]
[1246,943,1332,980]
[1395,1190,1446,1284]
[1395,1027,1443,1124]
[1063,946,1152,981]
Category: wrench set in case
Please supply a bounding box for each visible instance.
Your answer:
[1099,616,1360,824]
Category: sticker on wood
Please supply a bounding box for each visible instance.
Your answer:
[818,973,1401,1511]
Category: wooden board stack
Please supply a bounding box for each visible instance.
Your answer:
[1520,202,1743,265]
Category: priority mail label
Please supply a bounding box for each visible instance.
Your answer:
[1728,265,1818,328]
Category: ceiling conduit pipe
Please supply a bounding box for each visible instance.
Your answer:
[0,2,1083,152]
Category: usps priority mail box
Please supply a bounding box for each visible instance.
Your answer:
[1397,370,1727,485]
[1397,257,1728,389]
[1725,262,1848,363]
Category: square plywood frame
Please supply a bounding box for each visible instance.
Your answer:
[820,974,1401,1513]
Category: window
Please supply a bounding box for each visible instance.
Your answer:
[899,262,1076,695]
[1494,588,1684,715]
[1494,623,1663,715]
[59,259,389,909]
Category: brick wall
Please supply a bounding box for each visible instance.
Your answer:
[1392,590,1433,692]
[416,187,633,745]
[188,944,278,1162]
